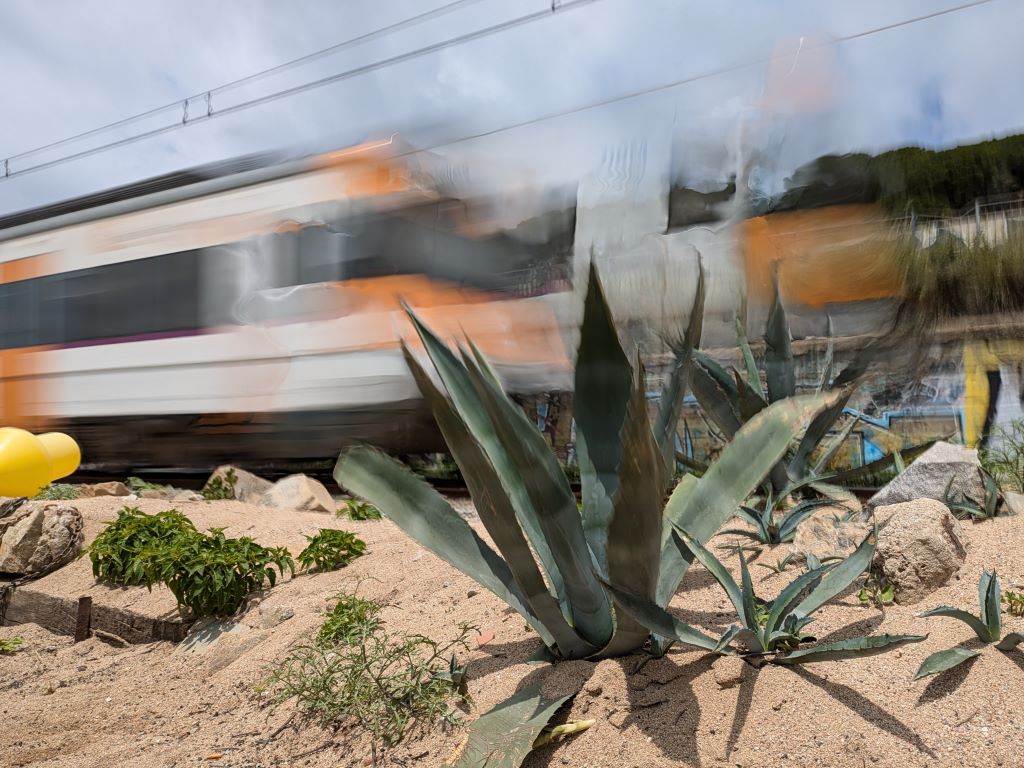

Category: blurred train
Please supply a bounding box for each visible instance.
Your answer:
[0,140,578,468]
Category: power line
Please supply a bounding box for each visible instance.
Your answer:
[4,0,493,165]
[2,0,996,182]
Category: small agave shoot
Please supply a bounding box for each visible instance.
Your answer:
[942,469,1004,520]
[723,479,834,546]
[914,570,1024,680]
[608,530,925,664]
[335,264,839,662]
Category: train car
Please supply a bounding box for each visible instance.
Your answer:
[0,141,574,469]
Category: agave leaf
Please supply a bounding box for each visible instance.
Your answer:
[573,261,634,575]
[827,440,937,485]
[777,499,834,543]
[461,354,613,648]
[983,470,1000,517]
[775,634,926,665]
[454,683,574,768]
[656,392,840,606]
[738,549,761,642]
[690,354,742,438]
[764,270,795,403]
[405,307,569,621]
[996,632,1024,651]
[402,344,594,658]
[809,480,859,504]
[735,314,764,399]
[793,532,874,619]
[335,447,549,643]
[764,564,835,638]
[811,416,861,476]
[598,577,721,651]
[600,354,668,655]
[790,385,858,480]
[815,315,834,394]
[674,450,708,476]
[918,605,991,643]
[981,570,1001,641]
[675,529,755,633]
[655,257,705,471]
[912,646,981,680]
[713,623,745,655]
[734,369,768,421]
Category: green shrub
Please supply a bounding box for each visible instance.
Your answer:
[0,637,23,654]
[1004,589,1024,617]
[126,476,172,495]
[33,483,77,500]
[981,419,1024,493]
[143,528,293,618]
[272,591,473,747]
[202,468,237,500]
[297,529,366,572]
[342,498,381,521]
[85,507,198,585]
[85,506,293,618]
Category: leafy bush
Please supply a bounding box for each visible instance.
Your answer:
[273,591,472,747]
[85,506,293,617]
[1004,589,1024,617]
[316,591,383,646]
[0,637,23,654]
[297,529,366,572]
[915,570,1024,679]
[85,507,198,585]
[336,264,838,660]
[33,483,77,500]
[202,468,237,500]
[858,575,896,608]
[342,498,381,521]
[611,530,923,665]
[143,528,293,618]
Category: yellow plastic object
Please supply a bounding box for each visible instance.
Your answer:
[0,427,81,498]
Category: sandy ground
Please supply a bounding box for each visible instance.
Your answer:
[1,497,1023,768]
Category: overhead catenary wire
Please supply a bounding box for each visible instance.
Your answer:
[1,0,997,182]
[3,0,493,165]
[2,0,603,179]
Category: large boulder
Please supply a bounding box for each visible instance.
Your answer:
[792,506,872,561]
[205,466,273,504]
[0,502,84,575]
[872,498,968,604]
[867,441,984,510]
[261,474,335,514]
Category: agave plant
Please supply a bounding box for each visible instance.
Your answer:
[914,570,1024,679]
[335,264,836,660]
[607,529,924,664]
[942,469,1003,520]
[723,479,834,546]
[689,272,931,497]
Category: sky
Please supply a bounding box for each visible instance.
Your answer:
[1,0,1022,216]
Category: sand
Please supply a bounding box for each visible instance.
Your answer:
[2,497,1023,768]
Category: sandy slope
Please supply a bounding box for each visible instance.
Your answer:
[1,497,1023,768]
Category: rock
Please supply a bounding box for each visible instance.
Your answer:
[256,604,294,630]
[712,655,748,689]
[179,619,248,653]
[0,502,84,574]
[78,481,130,498]
[171,490,204,503]
[873,499,968,604]
[205,465,273,504]
[792,507,872,561]
[207,630,267,674]
[1002,491,1024,516]
[138,488,171,500]
[867,441,984,510]
[261,474,335,513]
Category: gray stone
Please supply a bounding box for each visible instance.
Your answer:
[178,618,248,653]
[0,502,84,575]
[171,490,204,503]
[206,630,268,674]
[261,474,335,514]
[867,441,984,510]
[256,604,294,630]
[792,506,872,561]
[206,465,273,504]
[1002,491,1024,516]
[873,498,968,604]
[78,481,130,498]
